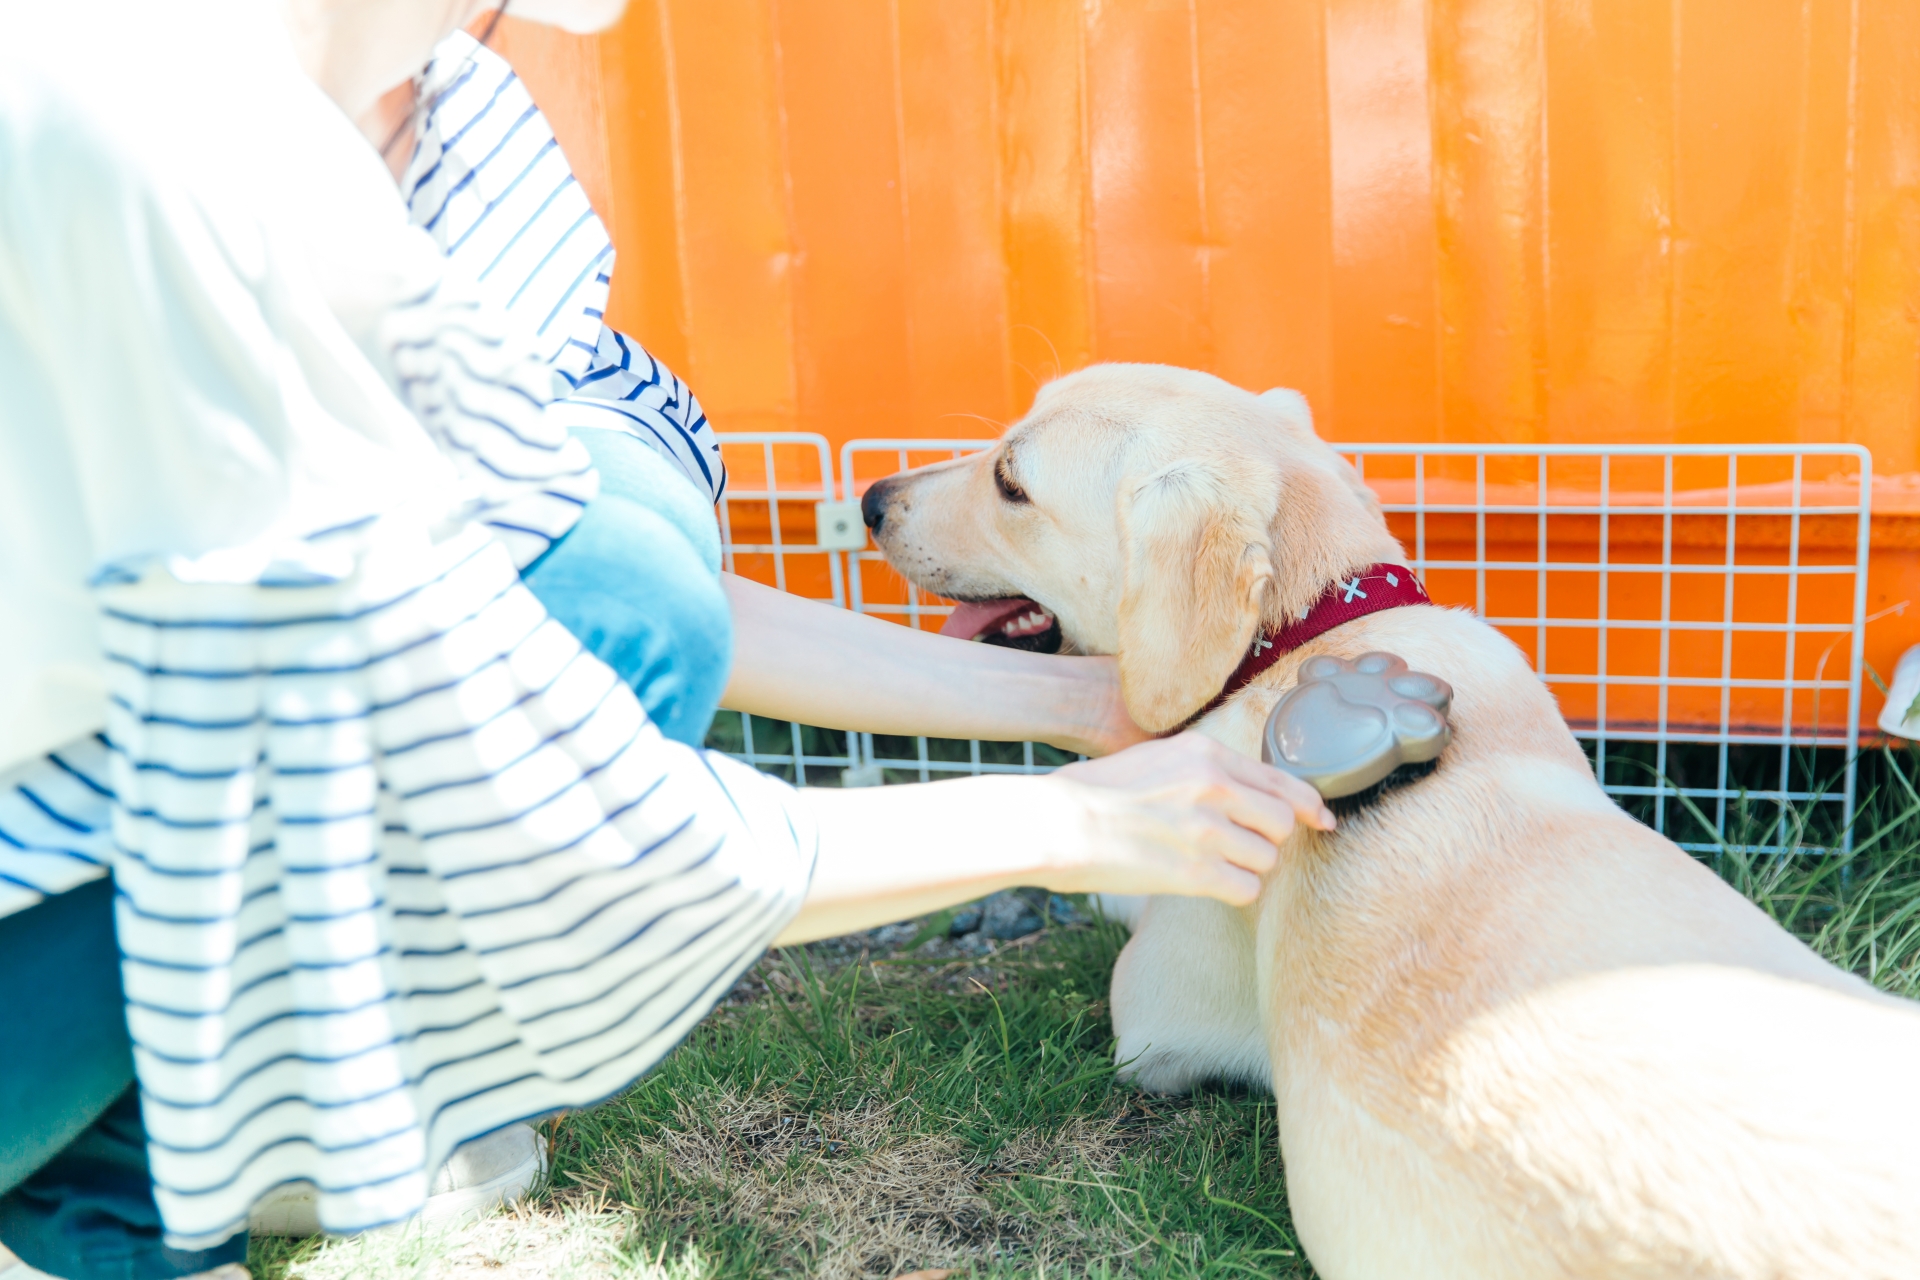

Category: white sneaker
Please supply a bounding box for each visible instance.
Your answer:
[246,1123,547,1236]
[0,1243,247,1279]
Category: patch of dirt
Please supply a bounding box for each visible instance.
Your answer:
[556,1089,1151,1280]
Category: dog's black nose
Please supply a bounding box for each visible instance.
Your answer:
[861,479,892,532]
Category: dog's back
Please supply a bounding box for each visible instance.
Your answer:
[1275,832,1920,1278]
[1279,965,1920,1279]
[1249,605,1920,1278]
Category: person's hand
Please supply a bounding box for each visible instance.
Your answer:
[1046,732,1336,906]
[1068,655,1155,757]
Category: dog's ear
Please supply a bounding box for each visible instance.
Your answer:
[1115,462,1277,734]
[1260,387,1383,520]
[1258,387,1314,431]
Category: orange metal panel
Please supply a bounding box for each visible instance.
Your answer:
[1430,0,1547,443]
[496,1,1920,457]
[575,11,690,373]
[772,5,912,441]
[1671,0,1803,446]
[894,3,1017,431]
[994,0,1096,412]
[1325,0,1443,440]
[1194,0,1335,409]
[1083,0,1210,367]
[1849,1,1920,474]
[490,0,1920,727]
[1540,0,1676,445]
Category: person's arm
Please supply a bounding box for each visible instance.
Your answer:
[721,572,1148,759]
[775,732,1336,944]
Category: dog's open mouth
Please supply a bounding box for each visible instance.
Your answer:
[940,597,1062,653]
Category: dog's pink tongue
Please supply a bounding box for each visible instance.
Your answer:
[941,597,1040,641]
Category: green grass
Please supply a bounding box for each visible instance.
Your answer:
[1688,747,1920,998]
[252,749,1920,1280]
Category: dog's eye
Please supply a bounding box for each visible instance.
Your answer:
[994,457,1031,505]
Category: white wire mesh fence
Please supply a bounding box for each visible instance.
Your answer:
[704,433,1873,849]
[707,436,1069,785]
[1341,446,1871,851]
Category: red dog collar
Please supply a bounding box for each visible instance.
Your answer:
[1181,563,1433,727]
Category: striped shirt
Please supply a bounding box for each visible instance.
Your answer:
[405,34,726,504]
[0,10,807,1250]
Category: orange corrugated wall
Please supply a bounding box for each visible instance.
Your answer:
[502,0,1920,460]
[494,0,1920,718]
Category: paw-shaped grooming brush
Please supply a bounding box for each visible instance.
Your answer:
[1260,652,1453,805]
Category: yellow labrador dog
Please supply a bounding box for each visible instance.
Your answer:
[861,363,1920,1279]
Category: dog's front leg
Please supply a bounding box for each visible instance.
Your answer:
[1110,894,1269,1092]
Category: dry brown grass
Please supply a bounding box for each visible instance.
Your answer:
[554,1087,1154,1280]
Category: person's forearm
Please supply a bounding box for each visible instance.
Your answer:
[774,775,1080,945]
[719,573,1145,757]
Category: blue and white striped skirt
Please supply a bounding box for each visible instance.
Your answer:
[0,521,813,1248]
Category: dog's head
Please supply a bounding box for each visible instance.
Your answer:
[862,364,1404,733]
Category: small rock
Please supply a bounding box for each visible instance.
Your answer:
[871,921,920,950]
[1047,894,1086,926]
[948,903,984,937]
[980,889,1045,940]
[955,931,994,957]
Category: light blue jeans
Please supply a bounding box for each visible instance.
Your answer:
[524,427,731,748]
[0,428,729,1279]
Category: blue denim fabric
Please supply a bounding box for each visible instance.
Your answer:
[522,426,731,748]
[0,428,730,1278]
[0,880,249,1279]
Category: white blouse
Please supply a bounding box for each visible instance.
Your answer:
[0,0,468,774]
[0,3,812,1250]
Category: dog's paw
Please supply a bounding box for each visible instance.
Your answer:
[1261,651,1452,800]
